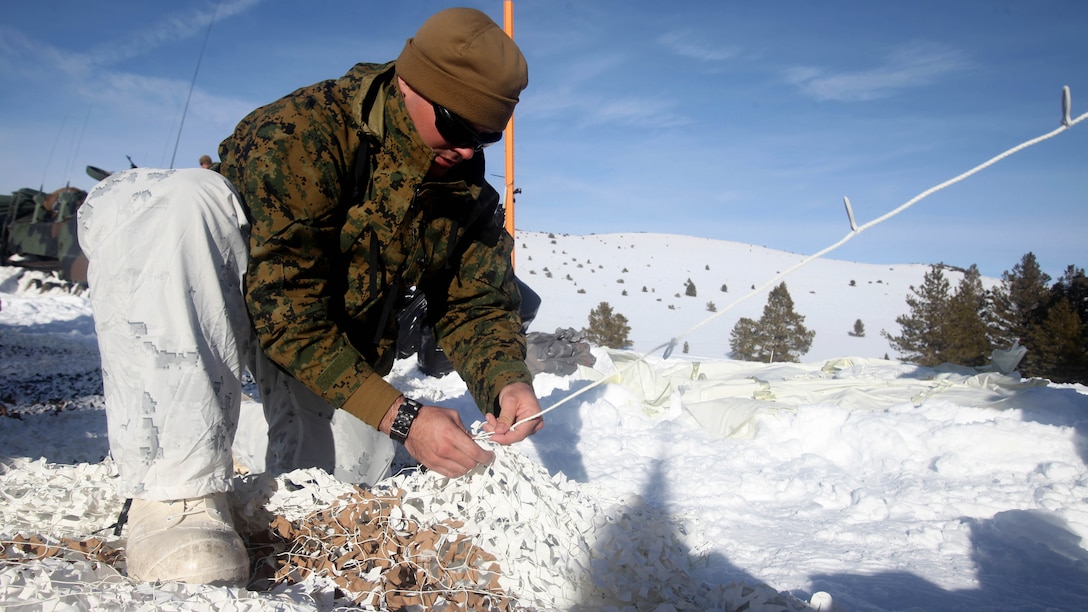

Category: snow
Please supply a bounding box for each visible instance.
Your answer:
[3,231,1088,611]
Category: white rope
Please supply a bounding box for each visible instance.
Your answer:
[500,86,1086,433]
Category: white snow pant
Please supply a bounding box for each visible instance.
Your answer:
[78,168,393,500]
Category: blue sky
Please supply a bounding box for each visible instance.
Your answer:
[2,0,1085,279]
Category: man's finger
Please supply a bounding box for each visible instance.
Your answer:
[484,412,508,434]
[422,443,491,477]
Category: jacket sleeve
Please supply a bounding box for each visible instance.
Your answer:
[218,94,401,428]
[429,198,533,414]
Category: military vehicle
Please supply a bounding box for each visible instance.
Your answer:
[0,165,112,286]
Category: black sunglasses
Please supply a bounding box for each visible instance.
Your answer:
[432,102,502,151]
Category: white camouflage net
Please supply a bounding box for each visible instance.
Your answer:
[375,439,810,611]
[2,449,812,611]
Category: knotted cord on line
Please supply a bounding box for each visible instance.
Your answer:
[483,86,1087,437]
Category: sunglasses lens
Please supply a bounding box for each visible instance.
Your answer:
[477,130,502,146]
[433,103,501,150]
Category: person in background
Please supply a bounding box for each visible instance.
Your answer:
[78,7,541,587]
[198,154,213,169]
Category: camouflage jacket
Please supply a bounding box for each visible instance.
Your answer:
[218,62,530,428]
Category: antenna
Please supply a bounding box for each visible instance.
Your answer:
[40,116,68,191]
[169,0,221,168]
[65,108,93,185]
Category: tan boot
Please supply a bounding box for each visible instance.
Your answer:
[125,493,249,587]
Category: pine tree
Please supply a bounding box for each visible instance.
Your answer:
[989,253,1051,363]
[685,278,697,297]
[1029,298,1087,383]
[944,265,993,367]
[1032,265,1088,382]
[850,319,866,337]
[760,283,815,362]
[1052,265,1088,326]
[729,317,761,361]
[583,301,632,349]
[883,264,951,366]
[729,282,814,362]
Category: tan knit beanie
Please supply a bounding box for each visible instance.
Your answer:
[396,7,528,133]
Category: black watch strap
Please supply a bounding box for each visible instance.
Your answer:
[389,397,422,444]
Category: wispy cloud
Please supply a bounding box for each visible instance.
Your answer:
[524,50,690,129]
[1,0,264,82]
[0,25,77,76]
[586,96,691,129]
[563,53,628,85]
[71,70,252,128]
[785,41,971,102]
[523,84,689,130]
[0,0,267,175]
[658,30,741,63]
[5,1,266,124]
[83,0,264,70]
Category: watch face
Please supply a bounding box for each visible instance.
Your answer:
[391,398,421,443]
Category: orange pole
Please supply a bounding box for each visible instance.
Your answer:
[503,0,516,268]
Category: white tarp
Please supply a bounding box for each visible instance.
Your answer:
[595,353,1046,439]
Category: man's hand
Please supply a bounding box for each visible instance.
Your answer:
[381,397,493,478]
[483,381,544,444]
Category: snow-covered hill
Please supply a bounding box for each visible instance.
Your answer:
[515,230,982,361]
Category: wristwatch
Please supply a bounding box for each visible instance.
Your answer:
[389,397,422,444]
